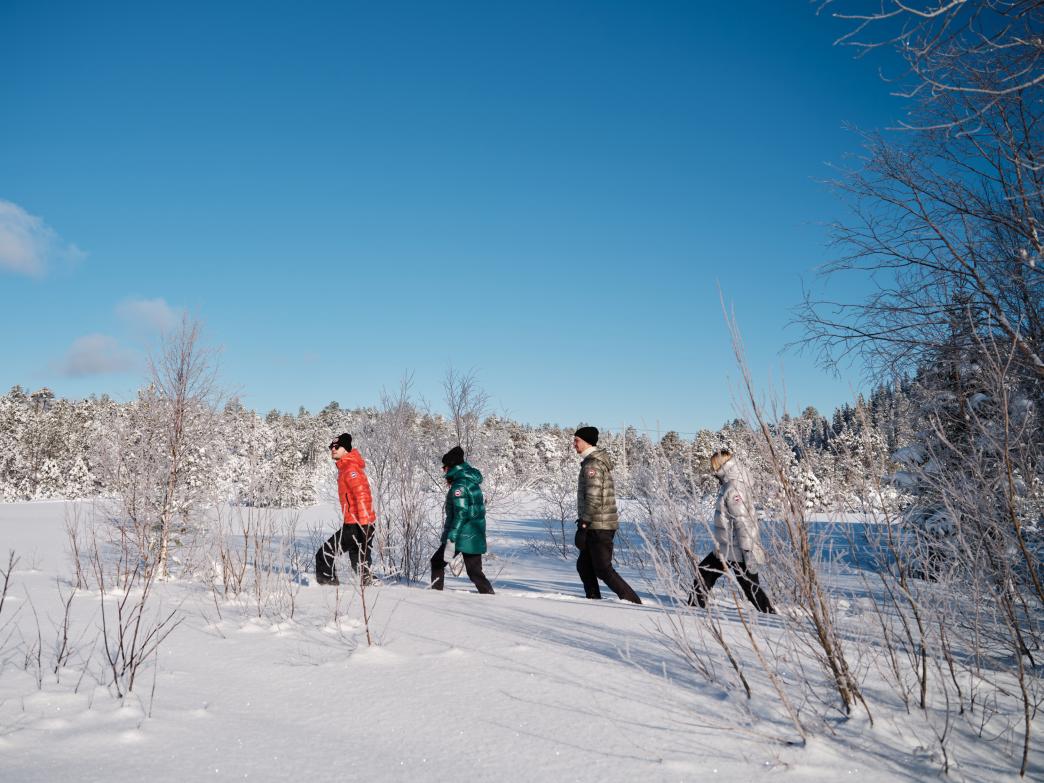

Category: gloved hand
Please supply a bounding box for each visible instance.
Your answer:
[443,538,457,565]
[574,520,588,550]
[741,550,757,575]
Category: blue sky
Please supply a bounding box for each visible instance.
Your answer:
[0,1,903,433]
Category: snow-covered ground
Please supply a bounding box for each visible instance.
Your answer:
[0,499,1037,782]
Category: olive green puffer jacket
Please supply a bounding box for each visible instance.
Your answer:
[577,449,619,530]
[443,462,487,555]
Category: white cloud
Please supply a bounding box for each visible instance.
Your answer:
[116,297,183,333]
[0,199,85,277]
[56,334,138,377]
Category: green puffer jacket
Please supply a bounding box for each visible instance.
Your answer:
[577,449,619,530]
[443,462,488,555]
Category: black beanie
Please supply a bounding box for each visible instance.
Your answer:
[442,445,465,468]
[331,433,352,452]
[574,426,599,446]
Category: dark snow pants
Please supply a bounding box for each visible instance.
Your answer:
[575,527,642,604]
[430,544,494,594]
[689,551,774,613]
[316,523,374,583]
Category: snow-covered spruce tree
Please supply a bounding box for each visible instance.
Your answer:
[55,395,101,499]
[471,413,531,513]
[869,328,1042,775]
[0,386,98,500]
[502,418,537,485]
[295,404,339,504]
[656,430,699,498]
[614,426,650,499]
[0,386,38,500]
[776,408,834,511]
[828,409,889,512]
[21,388,57,498]
[892,314,1042,589]
[211,398,259,504]
[253,411,318,507]
[788,463,825,514]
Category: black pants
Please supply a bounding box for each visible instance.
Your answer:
[430,544,494,594]
[316,523,374,583]
[575,527,641,604]
[689,551,774,613]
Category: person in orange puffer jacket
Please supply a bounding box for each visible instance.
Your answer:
[315,432,377,585]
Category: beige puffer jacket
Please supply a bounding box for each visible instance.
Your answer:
[712,456,766,569]
[577,449,620,530]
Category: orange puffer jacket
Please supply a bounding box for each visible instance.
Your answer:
[336,450,376,525]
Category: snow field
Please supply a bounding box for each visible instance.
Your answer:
[0,500,1038,782]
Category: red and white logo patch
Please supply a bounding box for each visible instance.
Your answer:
[587,469,596,477]
[350,472,358,478]
[732,495,742,503]
[454,489,462,496]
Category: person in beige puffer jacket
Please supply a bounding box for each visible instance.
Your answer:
[688,449,775,613]
[573,426,641,604]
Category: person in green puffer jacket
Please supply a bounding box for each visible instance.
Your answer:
[431,446,494,594]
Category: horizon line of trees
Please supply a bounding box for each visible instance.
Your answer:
[0,375,928,514]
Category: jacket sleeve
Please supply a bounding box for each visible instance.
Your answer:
[444,484,471,542]
[724,483,758,553]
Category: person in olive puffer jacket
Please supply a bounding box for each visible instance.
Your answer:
[573,426,641,604]
[431,446,494,594]
[316,433,377,585]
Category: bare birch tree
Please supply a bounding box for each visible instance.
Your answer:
[93,316,221,577]
[802,0,1043,380]
[150,315,221,576]
[443,366,489,457]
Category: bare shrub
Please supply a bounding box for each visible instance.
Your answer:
[366,376,440,583]
[731,307,872,721]
[633,430,808,743]
[205,505,306,624]
[63,505,92,590]
[90,527,182,698]
[0,550,17,620]
[51,580,80,681]
[534,452,577,558]
[23,596,44,690]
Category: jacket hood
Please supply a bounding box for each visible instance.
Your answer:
[585,448,615,471]
[338,450,366,472]
[447,461,482,485]
[714,456,746,483]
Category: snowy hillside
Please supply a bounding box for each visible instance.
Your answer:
[0,499,1038,782]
